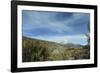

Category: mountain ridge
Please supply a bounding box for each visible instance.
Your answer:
[22,36,83,49]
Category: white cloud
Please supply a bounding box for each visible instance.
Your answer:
[23,11,89,35]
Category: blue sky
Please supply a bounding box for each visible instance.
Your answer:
[22,10,90,45]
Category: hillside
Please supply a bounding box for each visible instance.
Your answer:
[22,36,90,62]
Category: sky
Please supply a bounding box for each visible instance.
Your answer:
[22,10,90,45]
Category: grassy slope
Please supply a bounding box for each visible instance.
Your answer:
[22,36,90,62]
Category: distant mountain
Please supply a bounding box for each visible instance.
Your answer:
[23,36,67,49]
[65,43,82,49]
[22,36,82,49]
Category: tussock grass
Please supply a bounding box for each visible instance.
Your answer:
[22,37,90,62]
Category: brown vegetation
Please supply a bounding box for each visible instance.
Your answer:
[22,37,90,62]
